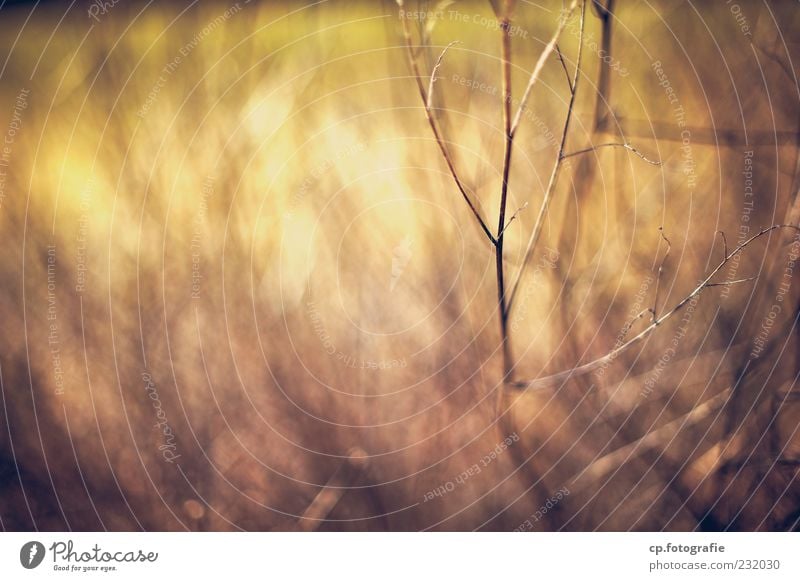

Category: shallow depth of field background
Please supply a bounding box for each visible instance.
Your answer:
[0,0,798,531]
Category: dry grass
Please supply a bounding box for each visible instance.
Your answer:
[0,0,798,531]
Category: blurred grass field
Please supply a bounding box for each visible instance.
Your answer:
[0,0,799,531]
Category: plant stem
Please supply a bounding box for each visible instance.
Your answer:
[508,224,800,390]
[507,0,586,314]
[398,12,496,245]
[497,18,515,386]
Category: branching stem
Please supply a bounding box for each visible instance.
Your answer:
[507,0,586,314]
[397,6,496,244]
[561,142,662,165]
[508,225,800,390]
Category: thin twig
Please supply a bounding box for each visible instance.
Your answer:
[507,0,585,313]
[705,276,758,287]
[510,0,579,138]
[397,2,496,244]
[497,15,516,387]
[554,44,574,92]
[508,225,800,390]
[560,142,662,165]
[651,227,671,322]
[619,308,651,343]
[426,41,460,111]
[499,202,529,237]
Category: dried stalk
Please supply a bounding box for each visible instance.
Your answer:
[397,1,496,244]
[508,225,800,390]
[398,0,581,385]
[499,202,528,237]
[507,0,586,313]
[497,15,515,383]
[397,1,786,404]
[497,2,579,385]
[554,44,574,92]
[561,142,661,165]
[426,40,460,111]
[651,227,671,322]
[509,0,579,138]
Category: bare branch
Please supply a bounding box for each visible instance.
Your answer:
[496,15,517,387]
[619,308,651,343]
[508,225,800,390]
[507,0,585,313]
[560,142,662,165]
[426,41,460,112]
[510,0,579,138]
[499,202,529,237]
[705,276,757,288]
[651,227,671,322]
[397,6,496,244]
[554,43,574,92]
